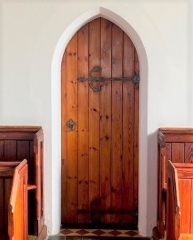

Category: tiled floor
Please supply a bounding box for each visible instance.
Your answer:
[47,229,150,239]
[48,237,150,240]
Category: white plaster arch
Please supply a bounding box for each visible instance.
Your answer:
[51,6,148,236]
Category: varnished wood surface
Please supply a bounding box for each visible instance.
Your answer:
[166,161,193,240]
[166,161,180,240]
[0,160,28,240]
[34,128,44,235]
[179,234,193,240]
[157,128,193,238]
[133,48,139,216]
[0,126,45,238]
[77,20,89,224]
[99,18,111,223]
[61,17,139,226]
[159,128,193,142]
[0,126,41,132]
[122,32,134,224]
[8,159,28,240]
[88,18,100,224]
[111,21,123,223]
[0,126,42,141]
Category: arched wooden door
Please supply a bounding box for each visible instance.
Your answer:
[61,17,139,229]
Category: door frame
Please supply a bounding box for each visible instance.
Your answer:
[51,7,148,236]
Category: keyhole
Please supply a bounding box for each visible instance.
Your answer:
[66,119,76,131]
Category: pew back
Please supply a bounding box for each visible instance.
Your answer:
[167,161,193,240]
[158,128,193,238]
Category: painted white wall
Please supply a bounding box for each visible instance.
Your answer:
[0,0,193,237]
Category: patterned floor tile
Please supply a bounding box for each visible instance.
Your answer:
[48,236,150,240]
[58,229,145,238]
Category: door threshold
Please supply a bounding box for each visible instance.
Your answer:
[61,223,137,230]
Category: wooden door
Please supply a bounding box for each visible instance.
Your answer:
[61,17,139,228]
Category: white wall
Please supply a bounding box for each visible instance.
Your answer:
[0,0,193,237]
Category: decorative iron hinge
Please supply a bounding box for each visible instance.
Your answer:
[77,66,140,92]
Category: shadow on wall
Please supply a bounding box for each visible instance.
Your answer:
[147,130,158,231]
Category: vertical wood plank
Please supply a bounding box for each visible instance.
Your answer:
[185,143,193,163]
[100,18,112,223]
[17,141,30,161]
[64,33,78,223]
[4,141,17,161]
[133,49,139,216]
[77,23,89,223]
[172,143,184,163]
[0,141,4,161]
[111,23,123,223]
[0,144,4,231]
[166,143,171,161]
[178,179,191,233]
[166,179,175,240]
[66,33,78,223]
[14,179,25,239]
[88,18,100,223]
[29,140,35,184]
[61,45,68,223]
[0,147,4,231]
[122,33,135,223]
[5,178,12,231]
[0,179,4,230]
[165,143,172,184]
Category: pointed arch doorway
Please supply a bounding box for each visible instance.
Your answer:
[61,17,139,229]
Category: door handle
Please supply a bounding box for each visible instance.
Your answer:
[66,119,76,131]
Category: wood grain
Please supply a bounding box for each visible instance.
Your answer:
[179,179,191,233]
[133,49,139,215]
[100,18,112,223]
[0,179,4,231]
[88,18,100,223]
[122,33,135,223]
[0,127,44,237]
[185,143,193,163]
[61,17,139,226]
[66,33,78,223]
[4,141,16,161]
[61,40,68,223]
[77,23,89,223]
[172,143,185,163]
[111,23,123,223]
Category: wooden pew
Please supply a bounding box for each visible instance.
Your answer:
[157,128,193,238]
[167,161,193,240]
[0,160,28,240]
[0,126,46,239]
